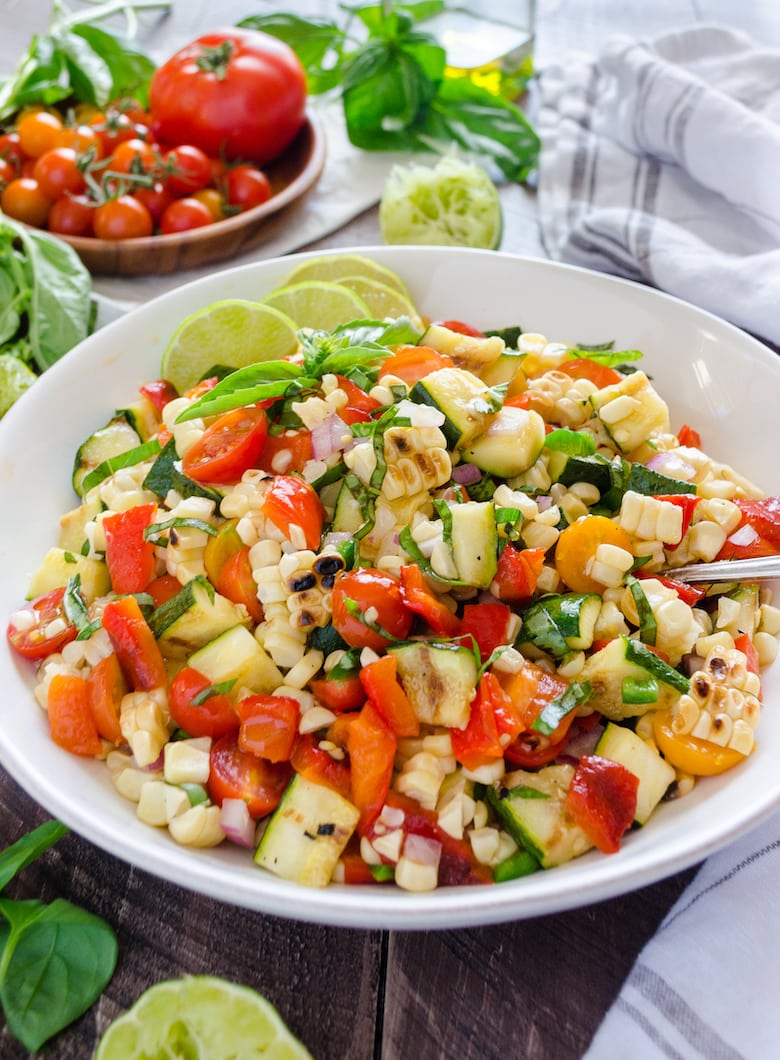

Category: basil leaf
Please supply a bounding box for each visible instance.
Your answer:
[71,23,156,105]
[0,821,67,892]
[53,27,113,105]
[79,437,161,496]
[142,438,223,505]
[533,681,593,736]
[570,347,644,367]
[144,516,218,541]
[238,14,346,93]
[177,375,302,422]
[191,680,236,706]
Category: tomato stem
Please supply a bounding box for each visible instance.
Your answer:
[196,41,235,81]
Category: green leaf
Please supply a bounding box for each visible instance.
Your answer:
[79,437,161,496]
[0,897,117,1053]
[533,681,593,736]
[571,346,644,367]
[71,24,156,105]
[0,822,67,893]
[237,14,346,94]
[142,438,223,505]
[0,36,70,121]
[53,27,113,106]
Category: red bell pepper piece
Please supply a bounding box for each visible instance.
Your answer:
[87,652,127,744]
[490,545,545,603]
[347,702,397,834]
[289,733,352,801]
[101,595,167,691]
[48,673,103,756]
[399,564,461,637]
[459,602,513,661]
[653,494,701,550]
[103,502,158,594]
[257,428,313,476]
[359,654,419,737]
[564,754,638,854]
[217,546,264,624]
[450,673,505,770]
[676,423,702,448]
[238,694,300,763]
[498,661,577,767]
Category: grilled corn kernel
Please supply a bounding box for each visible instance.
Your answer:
[168,804,225,847]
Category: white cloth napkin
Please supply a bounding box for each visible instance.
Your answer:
[536,25,780,345]
[91,99,405,308]
[585,809,780,1059]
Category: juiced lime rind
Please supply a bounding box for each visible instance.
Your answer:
[280,253,413,299]
[0,354,37,418]
[160,300,300,394]
[336,275,423,326]
[261,281,370,331]
[94,975,313,1060]
[379,156,503,250]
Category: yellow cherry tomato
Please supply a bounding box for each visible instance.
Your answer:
[653,709,747,776]
[555,515,633,594]
[193,188,226,222]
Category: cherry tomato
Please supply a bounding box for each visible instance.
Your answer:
[555,516,633,594]
[216,546,264,624]
[33,147,86,200]
[256,429,312,475]
[7,587,77,660]
[261,475,324,551]
[48,194,95,236]
[208,731,292,818]
[192,187,225,221]
[88,109,137,154]
[54,123,103,159]
[0,177,51,227]
[435,319,486,337]
[93,195,153,240]
[109,138,159,176]
[558,358,623,389]
[653,709,746,776]
[182,405,269,483]
[165,144,212,195]
[331,568,413,651]
[17,110,63,157]
[132,181,174,225]
[224,164,272,211]
[378,346,455,386]
[237,694,300,762]
[159,196,214,234]
[0,157,14,184]
[0,132,24,171]
[169,667,239,739]
[150,29,307,165]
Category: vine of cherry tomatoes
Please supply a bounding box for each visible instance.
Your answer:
[0,102,273,240]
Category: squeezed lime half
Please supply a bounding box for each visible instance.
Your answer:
[0,354,37,418]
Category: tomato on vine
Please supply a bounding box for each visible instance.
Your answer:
[93,195,153,240]
[159,196,214,233]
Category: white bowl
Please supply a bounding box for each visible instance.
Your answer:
[2,246,779,930]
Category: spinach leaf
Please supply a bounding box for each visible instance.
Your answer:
[0,821,67,892]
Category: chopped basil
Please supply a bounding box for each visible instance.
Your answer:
[532,681,593,736]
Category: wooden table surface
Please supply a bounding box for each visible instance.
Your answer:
[2,2,779,1057]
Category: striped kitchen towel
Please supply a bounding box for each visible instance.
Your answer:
[584,810,780,1059]
[536,26,780,345]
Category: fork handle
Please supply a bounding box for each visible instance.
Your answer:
[661,555,780,583]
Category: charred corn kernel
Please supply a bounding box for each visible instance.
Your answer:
[136,780,191,827]
[423,733,454,758]
[381,425,451,501]
[395,752,446,810]
[298,705,337,734]
[534,504,561,528]
[587,543,634,589]
[259,614,307,669]
[163,397,206,458]
[168,804,225,847]
[671,645,761,754]
[82,627,114,668]
[619,491,683,544]
[524,371,596,427]
[163,738,211,786]
[120,689,170,768]
[424,323,505,372]
[106,750,133,777]
[468,826,501,865]
[590,371,670,451]
[372,829,404,863]
[682,520,728,563]
[291,388,348,430]
[755,631,779,666]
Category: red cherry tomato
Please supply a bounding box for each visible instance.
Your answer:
[7,587,78,660]
[435,319,486,337]
[0,177,51,227]
[182,405,269,483]
[331,568,413,651]
[237,694,300,762]
[165,144,212,196]
[208,731,292,819]
[48,194,95,237]
[93,195,153,240]
[159,196,214,234]
[149,28,307,165]
[132,181,174,225]
[261,475,324,551]
[33,147,86,200]
[224,164,272,211]
[169,667,239,739]
[0,132,25,171]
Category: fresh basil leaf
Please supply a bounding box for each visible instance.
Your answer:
[570,347,644,366]
[533,681,593,736]
[176,373,302,422]
[191,679,236,705]
[142,438,222,505]
[238,14,346,93]
[71,23,156,105]
[0,36,69,120]
[53,27,113,106]
[0,897,117,1053]
[144,516,218,541]
[0,821,67,892]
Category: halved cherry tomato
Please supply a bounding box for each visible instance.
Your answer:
[7,587,77,660]
[555,516,633,594]
[257,429,313,475]
[335,375,382,416]
[564,754,638,853]
[378,345,455,386]
[47,673,103,756]
[347,701,397,833]
[145,573,182,608]
[103,502,157,594]
[459,602,513,660]
[310,673,365,714]
[87,652,127,744]
[399,563,461,638]
[435,320,486,337]
[217,547,264,624]
[490,545,545,603]
[261,474,324,550]
[238,694,300,762]
[169,667,239,738]
[331,568,413,651]
[558,358,623,389]
[653,709,746,776]
[208,731,291,818]
[182,405,269,483]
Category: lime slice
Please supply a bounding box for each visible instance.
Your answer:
[337,275,423,326]
[161,300,300,394]
[94,975,312,1060]
[281,253,412,299]
[261,281,370,331]
[0,354,37,418]
[379,155,503,250]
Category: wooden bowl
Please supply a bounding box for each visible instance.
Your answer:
[58,111,326,276]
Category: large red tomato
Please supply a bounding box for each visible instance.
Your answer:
[149,28,307,165]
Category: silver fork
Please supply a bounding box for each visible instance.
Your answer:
[660,555,780,584]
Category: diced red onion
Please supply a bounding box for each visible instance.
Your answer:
[537,495,553,511]
[144,751,165,772]
[220,798,256,848]
[451,462,483,485]
[403,833,442,867]
[727,524,759,547]
[646,452,696,481]
[682,652,706,676]
[563,721,605,760]
[311,413,350,461]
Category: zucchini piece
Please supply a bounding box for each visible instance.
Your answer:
[487,765,593,868]
[116,397,160,442]
[518,593,602,657]
[73,416,141,497]
[723,583,761,637]
[58,496,102,552]
[588,371,670,453]
[254,774,359,887]
[548,452,613,493]
[462,405,546,478]
[478,350,527,388]
[26,548,110,603]
[188,624,282,694]
[331,480,364,534]
[410,367,497,449]
[149,575,250,657]
[448,500,498,589]
[595,722,675,825]
[627,463,697,497]
[421,323,505,374]
[581,635,687,719]
[389,641,477,728]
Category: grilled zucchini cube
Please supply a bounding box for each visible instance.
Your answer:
[463,405,546,478]
[149,576,250,658]
[410,367,496,449]
[595,723,675,825]
[389,641,477,729]
[26,548,110,603]
[188,624,282,694]
[581,635,688,719]
[449,500,498,589]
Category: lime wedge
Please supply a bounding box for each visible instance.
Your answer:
[281,253,412,298]
[161,300,300,394]
[379,156,503,250]
[94,975,312,1060]
[337,275,423,326]
[0,354,37,418]
[261,281,370,331]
